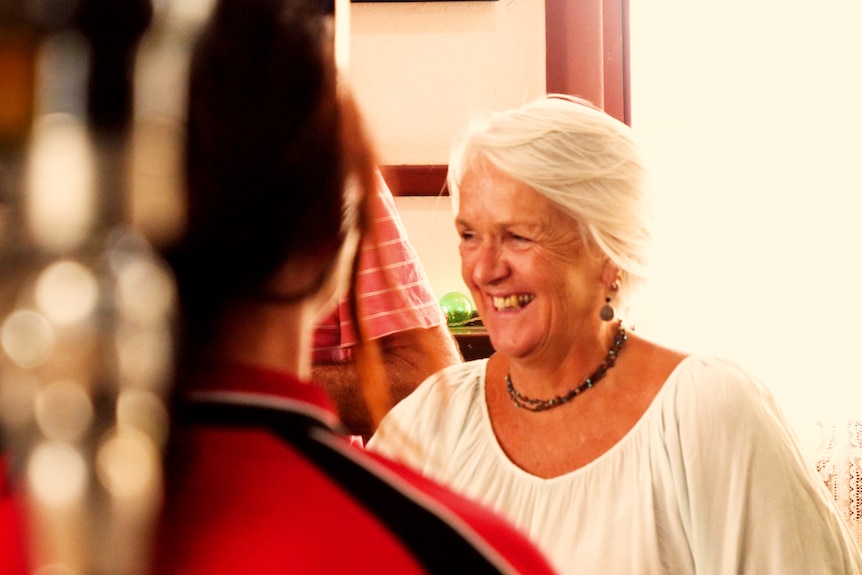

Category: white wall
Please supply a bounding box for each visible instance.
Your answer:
[349,0,546,164]
[629,0,862,442]
[393,194,465,298]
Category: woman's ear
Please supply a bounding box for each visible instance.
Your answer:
[601,260,622,288]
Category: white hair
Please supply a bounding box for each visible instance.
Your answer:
[447,94,652,317]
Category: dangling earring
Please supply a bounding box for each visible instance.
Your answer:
[599,297,615,322]
[599,277,621,322]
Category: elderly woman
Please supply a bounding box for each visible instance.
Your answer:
[368,95,862,574]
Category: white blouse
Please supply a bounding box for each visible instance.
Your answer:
[368,356,862,574]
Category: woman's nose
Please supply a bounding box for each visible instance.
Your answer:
[465,242,508,286]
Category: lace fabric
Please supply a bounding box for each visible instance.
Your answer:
[813,418,862,548]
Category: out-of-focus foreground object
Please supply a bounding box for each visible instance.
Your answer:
[0,1,211,573]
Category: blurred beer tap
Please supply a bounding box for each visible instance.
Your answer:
[0,1,212,573]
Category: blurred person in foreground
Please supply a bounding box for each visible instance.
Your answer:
[368,94,862,574]
[150,1,557,573]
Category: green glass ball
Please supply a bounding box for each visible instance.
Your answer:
[440,291,474,327]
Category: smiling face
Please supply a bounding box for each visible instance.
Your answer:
[456,159,611,363]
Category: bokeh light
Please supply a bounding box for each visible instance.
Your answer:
[28,441,88,507]
[115,258,176,325]
[96,427,160,500]
[35,260,99,325]
[116,389,169,448]
[1,309,56,369]
[34,379,93,442]
[0,370,39,429]
[25,114,94,252]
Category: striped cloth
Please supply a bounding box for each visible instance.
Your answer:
[312,171,445,363]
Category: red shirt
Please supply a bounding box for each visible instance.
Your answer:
[0,456,28,575]
[153,361,558,575]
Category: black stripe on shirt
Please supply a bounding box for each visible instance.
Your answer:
[177,400,518,574]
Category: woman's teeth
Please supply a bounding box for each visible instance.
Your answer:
[493,294,534,310]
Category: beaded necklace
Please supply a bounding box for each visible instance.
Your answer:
[505,321,627,412]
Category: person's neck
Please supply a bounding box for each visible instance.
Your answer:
[507,319,622,393]
[212,300,319,381]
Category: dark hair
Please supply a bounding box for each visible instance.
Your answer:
[169,0,374,346]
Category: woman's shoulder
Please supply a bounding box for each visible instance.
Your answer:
[622,332,776,422]
[667,355,765,393]
[632,352,802,474]
[658,354,783,426]
[626,333,764,399]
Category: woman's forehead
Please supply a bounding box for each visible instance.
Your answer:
[459,169,571,223]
